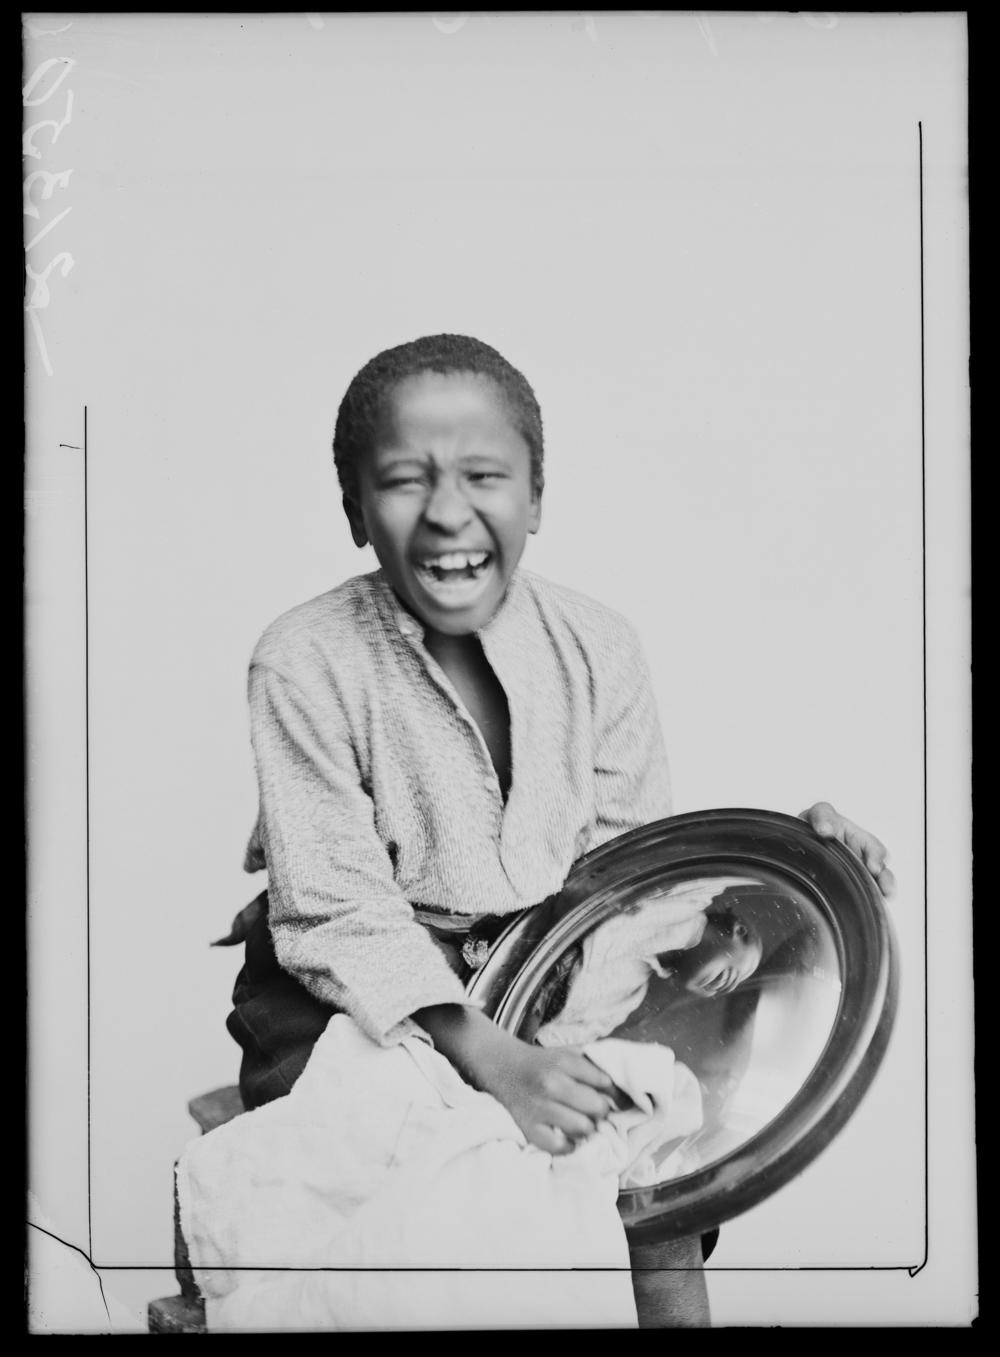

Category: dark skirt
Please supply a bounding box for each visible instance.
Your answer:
[222,890,341,1110]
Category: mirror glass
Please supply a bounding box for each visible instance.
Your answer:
[512,870,842,1189]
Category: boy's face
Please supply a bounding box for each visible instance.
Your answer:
[346,370,541,637]
[673,918,763,999]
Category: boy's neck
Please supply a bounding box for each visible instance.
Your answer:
[422,627,481,669]
[421,625,512,803]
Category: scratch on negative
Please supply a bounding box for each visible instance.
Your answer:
[695,13,719,58]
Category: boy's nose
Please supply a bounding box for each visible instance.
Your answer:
[423,477,473,533]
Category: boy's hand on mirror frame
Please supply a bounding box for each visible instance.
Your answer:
[799,801,896,900]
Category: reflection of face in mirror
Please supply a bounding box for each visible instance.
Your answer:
[667,909,763,999]
[527,877,762,1049]
[517,878,843,1189]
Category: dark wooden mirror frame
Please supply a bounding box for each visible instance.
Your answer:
[466,809,899,1245]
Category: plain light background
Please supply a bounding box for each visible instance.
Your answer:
[25,11,973,1330]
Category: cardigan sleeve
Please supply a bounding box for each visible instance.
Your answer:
[589,620,673,848]
[248,660,472,1046]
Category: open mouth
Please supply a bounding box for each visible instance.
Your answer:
[694,968,735,998]
[414,550,494,587]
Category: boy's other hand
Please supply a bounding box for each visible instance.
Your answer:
[494,1043,624,1156]
[413,1004,622,1156]
[799,801,896,900]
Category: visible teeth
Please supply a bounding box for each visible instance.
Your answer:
[422,551,489,570]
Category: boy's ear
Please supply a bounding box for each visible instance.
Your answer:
[343,494,369,549]
[528,488,543,535]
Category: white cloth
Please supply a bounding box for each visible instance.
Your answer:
[582,1039,704,1190]
[176,1016,703,1332]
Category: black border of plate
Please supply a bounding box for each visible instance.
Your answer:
[466,808,899,1245]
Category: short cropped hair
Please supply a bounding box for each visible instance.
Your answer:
[333,334,544,505]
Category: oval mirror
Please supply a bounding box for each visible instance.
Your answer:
[466,810,899,1245]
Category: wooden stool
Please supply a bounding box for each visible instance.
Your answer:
[147,1086,245,1334]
